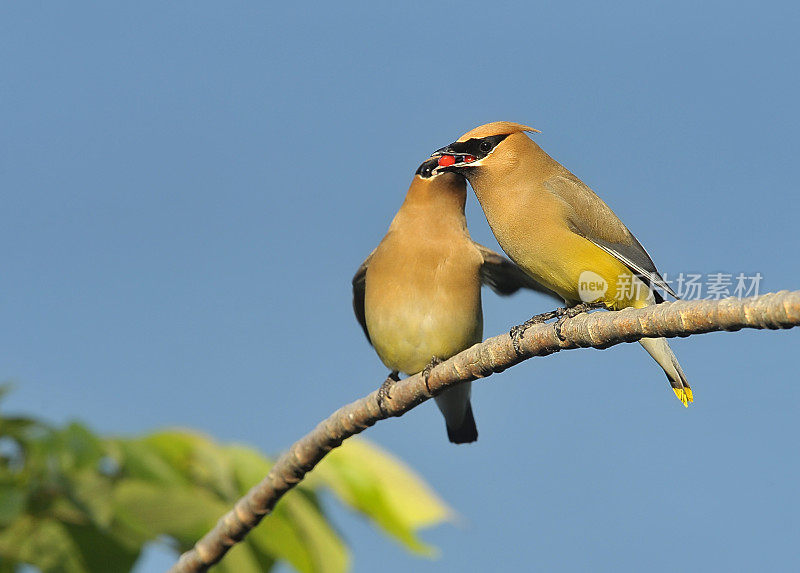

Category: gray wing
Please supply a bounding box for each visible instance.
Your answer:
[351,250,375,344]
[589,236,678,301]
[544,175,678,300]
[474,242,560,301]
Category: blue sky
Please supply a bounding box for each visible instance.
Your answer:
[3,2,800,571]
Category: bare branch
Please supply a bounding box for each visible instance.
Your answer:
[171,291,800,572]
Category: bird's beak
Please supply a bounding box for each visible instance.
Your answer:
[430,144,454,157]
[431,142,480,173]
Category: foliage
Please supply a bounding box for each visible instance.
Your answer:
[0,386,450,572]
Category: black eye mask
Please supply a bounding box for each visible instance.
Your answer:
[433,134,510,168]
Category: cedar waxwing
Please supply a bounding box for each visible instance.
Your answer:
[353,158,556,443]
[433,121,693,406]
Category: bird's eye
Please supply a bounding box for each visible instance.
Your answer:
[479,140,493,153]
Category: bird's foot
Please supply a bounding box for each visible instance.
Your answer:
[554,301,605,341]
[377,371,400,416]
[422,357,444,394]
[509,309,563,354]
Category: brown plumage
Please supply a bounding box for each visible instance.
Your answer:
[353,158,555,443]
[433,122,692,406]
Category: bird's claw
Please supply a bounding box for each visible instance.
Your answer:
[509,309,563,354]
[377,371,400,416]
[554,302,605,341]
[422,357,443,394]
[509,323,528,355]
[554,316,568,341]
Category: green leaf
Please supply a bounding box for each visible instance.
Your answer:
[225,444,273,494]
[276,491,349,573]
[112,438,187,486]
[210,541,272,573]
[312,437,451,554]
[62,521,141,572]
[0,515,87,572]
[144,430,238,500]
[0,486,25,526]
[227,445,349,573]
[63,467,115,528]
[0,388,451,573]
[112,479,230,548]
[57,422,105,471]
[0,416,40,441]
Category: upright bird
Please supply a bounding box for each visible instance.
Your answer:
[353,157,556,443]
[432,121,692,406]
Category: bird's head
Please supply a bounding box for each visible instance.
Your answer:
[432,121,539,177]
[406,157,467,206]
[414,157,466,188]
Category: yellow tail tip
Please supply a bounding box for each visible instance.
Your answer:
[673,387,693,407]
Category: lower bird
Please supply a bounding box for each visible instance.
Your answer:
[353,157,555,443]
[433,121,693,406]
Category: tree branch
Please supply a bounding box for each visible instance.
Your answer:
[171,291,800,572]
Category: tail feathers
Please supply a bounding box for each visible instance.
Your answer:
[446,403,478,444]
[434,383,478,444]
[638,337,693,407]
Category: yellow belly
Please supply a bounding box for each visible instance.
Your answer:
[364,241,484,375]
[368,303,482,375]
[503,229,650,310]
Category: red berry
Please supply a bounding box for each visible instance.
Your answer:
[438,155,456,167]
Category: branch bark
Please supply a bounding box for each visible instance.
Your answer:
[171,290,800,572]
